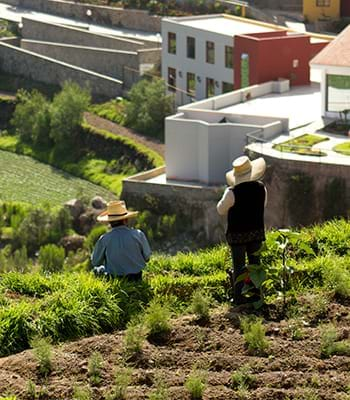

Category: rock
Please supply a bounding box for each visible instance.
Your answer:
[64,199,85,220]
[91,196,107,210]
[78,210,98,235]
[60,235,85,253]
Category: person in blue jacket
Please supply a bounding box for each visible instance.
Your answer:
[92,200,151,281]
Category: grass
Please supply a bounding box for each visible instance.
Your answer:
[333,141,350,155]
[0,149,115,205]
[273,134,329,156]
[89,99,128,125]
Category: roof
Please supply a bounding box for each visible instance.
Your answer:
[164,14,281,37]
[311,24,350,67]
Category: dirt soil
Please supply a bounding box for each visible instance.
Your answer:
[0,301,349,400]
[84,112,165,158]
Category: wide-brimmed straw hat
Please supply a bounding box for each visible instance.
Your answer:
[226,156,266,187]
[97,201,138,223]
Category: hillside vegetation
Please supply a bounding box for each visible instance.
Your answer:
[0,219,349,398]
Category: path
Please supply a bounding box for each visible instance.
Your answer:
[84,112,165,157]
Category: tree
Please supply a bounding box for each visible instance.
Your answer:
[50,81,91,145]
[11,89,51,146]
[125,78,174,140]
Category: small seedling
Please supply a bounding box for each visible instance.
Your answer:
[73,385,91,400]
[144,300,171,339]
[189,289,212,321]
[26,380,36,399]
[88,351,103,386]
[30,336,53,376]
[105,367,132,400]
[184,368,207,400]
[123,317,148,357]
[231,365,256,390]
[240,316,270,356]
[148,377,169,400]
[320,324,350,358]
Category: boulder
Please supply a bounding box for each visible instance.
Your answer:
[64,199,85,220]
[91,196,107,210]
[60,235,85,253]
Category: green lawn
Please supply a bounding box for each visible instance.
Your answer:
[273,134,329,156]
[333,141,350,155]
[0,149,116,205]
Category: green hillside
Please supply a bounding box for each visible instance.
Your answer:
[0,149,115,205]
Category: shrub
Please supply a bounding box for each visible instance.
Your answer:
[30,336,53,376]
[240,316,270,356]
[125,78,174,140]
[322,261,350,298]
[50,81,91,145]
[189,289,212,321]
[85,224,108,251]
[11,89,51,146]
[38,244,65,274]
[88,351,103,386]
[184,368,207,399]
[144,300,171,339]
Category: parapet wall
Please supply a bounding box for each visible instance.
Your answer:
[0,42,123,100]
[1,0,161,32]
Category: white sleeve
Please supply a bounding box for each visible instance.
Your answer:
[217,187,235,216]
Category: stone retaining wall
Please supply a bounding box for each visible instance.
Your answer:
[1,0,161,32]
[0,42,123,100]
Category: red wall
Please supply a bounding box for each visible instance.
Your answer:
[234,33,328,89]
[341,0,350,16]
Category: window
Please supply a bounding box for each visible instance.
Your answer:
[168,67,176,92]
[187,36,195,59]
[206,77,215,97]
[168,32,176,54]
[222,82,234,94]
[225,46,233,69]
[316,0,330,6]
[206,41,215,64]
[327,74,350,112]
[186,72,196,97]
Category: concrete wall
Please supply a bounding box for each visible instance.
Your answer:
[1,0,161,32]
[21,18,148,52]
[121,168,226,245]
[0,42,123,100]
[165,113,280,185]
[248,151,350,228]
[303,0,340,22]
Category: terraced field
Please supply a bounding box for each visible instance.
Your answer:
[0,149,115,204]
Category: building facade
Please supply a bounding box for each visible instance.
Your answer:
[303,0,341,22]
[161,14,282,105]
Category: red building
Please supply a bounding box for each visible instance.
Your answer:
[341,0,350,17]
[233,31,328,89]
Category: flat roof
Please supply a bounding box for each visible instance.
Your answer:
[220,82,322,130]
[173,15,277,36]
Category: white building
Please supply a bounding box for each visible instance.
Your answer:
[161,14,282,106]
[311,24,350,119]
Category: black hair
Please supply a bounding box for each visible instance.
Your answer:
[110,219,126,228]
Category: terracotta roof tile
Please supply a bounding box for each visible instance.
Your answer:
[311,24,350,67]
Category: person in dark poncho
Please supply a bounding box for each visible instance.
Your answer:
[217,156,267,305]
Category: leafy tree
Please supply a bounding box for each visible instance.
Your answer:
[125,78,174,140]
[50,81,91,145]
[11,89,51,146]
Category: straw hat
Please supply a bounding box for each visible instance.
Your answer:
[97,201,138,223]
[226,156,266,187]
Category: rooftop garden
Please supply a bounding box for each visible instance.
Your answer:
[273,134,329,156]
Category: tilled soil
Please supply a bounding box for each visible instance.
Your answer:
[0,302,349,399]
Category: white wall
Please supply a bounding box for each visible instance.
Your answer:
[161,18,234,106]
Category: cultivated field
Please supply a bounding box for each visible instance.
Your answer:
[0,149,115,204]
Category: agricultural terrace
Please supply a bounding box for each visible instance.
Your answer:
[0,219,349,399]
[0,149,115,205]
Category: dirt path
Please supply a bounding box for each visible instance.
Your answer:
[84,112,165,158]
